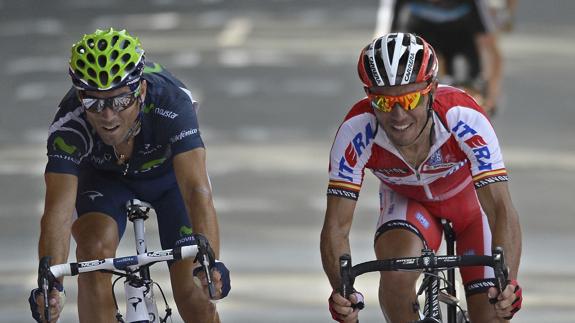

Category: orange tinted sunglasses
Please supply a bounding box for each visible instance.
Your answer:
[367,82,433,113]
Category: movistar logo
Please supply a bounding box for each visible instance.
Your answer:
[143,103,155,114]
[140,158,166,171]
[144,62,163,74]
[179,226,193,237]
[53,136,77,155]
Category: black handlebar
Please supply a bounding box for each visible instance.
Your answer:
[339,247,509,302]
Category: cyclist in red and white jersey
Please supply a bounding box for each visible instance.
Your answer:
[321,33,522,322]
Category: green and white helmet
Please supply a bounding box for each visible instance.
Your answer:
[69,28,145,91]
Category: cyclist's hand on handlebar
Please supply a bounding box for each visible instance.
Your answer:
[328,290,364,322]
[194,261,231,300]
[488,279,523,319]
[28,283,66,323]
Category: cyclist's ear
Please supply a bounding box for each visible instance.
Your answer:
[431,79,439,92]
[139,80,147,101]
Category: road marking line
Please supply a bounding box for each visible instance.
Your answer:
[218,18,253,47]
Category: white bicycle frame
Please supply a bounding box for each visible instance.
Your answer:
[48,199,204,323]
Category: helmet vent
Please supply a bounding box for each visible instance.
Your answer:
[97,39,108,51]
[121,53,131,63]
[76,46,85,54]
[87,39,95,49]
[110,50,119,61]
[121,40,131,50]
[87,53,95,64]
[98,55,107,68]
[111,35,119,47]
[111,64,120,75]
[76,59,85,68]
[74,70,84,79]
[87,67,96,78]
[99,71,108,86]
[126,62,135,72]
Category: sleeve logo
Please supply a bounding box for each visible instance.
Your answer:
[451,120,492,171]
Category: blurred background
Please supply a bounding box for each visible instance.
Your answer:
[0,0,573,322]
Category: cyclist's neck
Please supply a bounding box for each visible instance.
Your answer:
[396,117,434,169]
[113,137,135,165]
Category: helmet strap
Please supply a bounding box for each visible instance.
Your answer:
[119,98,143,144]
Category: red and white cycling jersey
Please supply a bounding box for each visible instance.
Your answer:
[327,85,508,291]
[328,85,508,202]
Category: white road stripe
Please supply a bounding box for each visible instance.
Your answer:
[218,18,253,47]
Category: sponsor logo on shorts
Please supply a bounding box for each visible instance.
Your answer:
[415,212,430,229]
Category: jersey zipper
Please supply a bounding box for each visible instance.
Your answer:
[416,163,434,200]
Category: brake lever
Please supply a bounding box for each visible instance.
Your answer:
[492,247,509,294]
[339,254,353,299]
[196,235,216,299]
[38,256,52,323]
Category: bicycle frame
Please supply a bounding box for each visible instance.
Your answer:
[44,199,214,323]
[120,199,161,322]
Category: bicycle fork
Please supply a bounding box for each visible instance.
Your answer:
[119,200,161,323]
[420,249,442,323]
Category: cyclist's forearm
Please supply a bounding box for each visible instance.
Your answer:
[40,173,77,264]
[320,226,351,290]
[185,191,221,257]
[321,196,356,289]
[38,213,73,265]
[492,207,522,280]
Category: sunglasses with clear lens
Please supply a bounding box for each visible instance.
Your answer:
[79,86,140,113]
[367,83,432,113]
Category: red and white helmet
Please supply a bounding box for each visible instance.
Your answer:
[358,33,438,87]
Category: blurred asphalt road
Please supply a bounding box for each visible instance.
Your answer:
[0,0,574,322]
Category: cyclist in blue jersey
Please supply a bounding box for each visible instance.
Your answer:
[28,28,230,323]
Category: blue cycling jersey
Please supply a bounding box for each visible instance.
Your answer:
[46,62,204,178]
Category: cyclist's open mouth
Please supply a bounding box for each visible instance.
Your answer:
[391,123,411,131]
[103,125,120,132]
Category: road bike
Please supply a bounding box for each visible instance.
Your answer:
[340,220,510,323]
[37,199,216,323]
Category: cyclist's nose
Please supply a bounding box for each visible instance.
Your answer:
[99,105,118,119]
[390,104,408,117]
